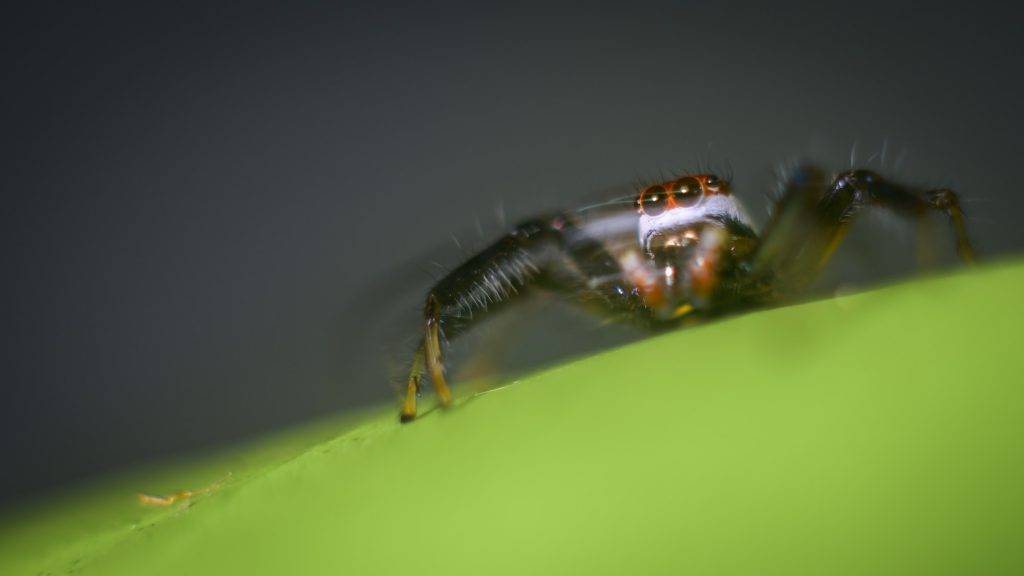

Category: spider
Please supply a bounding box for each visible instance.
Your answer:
[399,164,974,422]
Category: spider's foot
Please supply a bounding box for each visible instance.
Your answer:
[437,388,453,408]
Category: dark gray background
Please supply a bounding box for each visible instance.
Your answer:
[3,1,1022,505]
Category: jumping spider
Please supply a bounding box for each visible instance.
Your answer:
[399,164,974,421]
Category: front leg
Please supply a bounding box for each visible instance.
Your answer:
[399,219,560,422]
[818,170,974,264]
[398,215,647,422]
[753,166,975,294]
[398,297,452,423]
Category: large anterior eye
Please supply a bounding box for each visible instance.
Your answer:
[638,185,669,216]
[671,177,702,207]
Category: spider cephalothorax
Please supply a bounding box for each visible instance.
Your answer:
[635,174,745,254]
[397,165,974,422]
[632,174,756,313]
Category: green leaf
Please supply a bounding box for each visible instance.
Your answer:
[3,261,1023,575]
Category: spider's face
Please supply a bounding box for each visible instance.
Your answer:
[635,174,746,257]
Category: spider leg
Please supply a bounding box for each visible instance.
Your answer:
[926,188,974,262]
[753,165,975,294]
[399,216,645,422]
[400,341,426,422]
[400,218,563,422]
[423,293,452,408]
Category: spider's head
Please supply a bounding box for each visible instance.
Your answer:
[635,174,748,258]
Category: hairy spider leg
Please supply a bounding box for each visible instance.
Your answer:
[399,217,643,422]
[753,166,975,295]
[400,219,557,422]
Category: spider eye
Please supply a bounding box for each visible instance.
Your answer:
[638,185,668,216]
[705,175,719,186]
[671,177,703,207]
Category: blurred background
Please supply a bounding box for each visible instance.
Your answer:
[2,1,1022,505]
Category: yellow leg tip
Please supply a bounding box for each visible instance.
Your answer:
[401,378,419,423]
[437,386,453,407]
